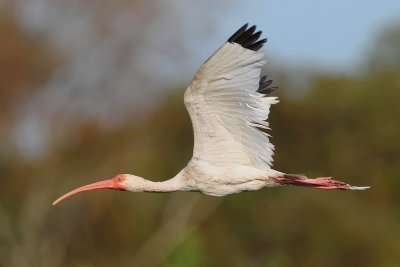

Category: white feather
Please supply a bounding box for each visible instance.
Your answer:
[184,42,278,171]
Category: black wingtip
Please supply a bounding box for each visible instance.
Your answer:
[227,24,266,51]
[228,23,248,43]
[257,75,278,95]
[228,25,277,94]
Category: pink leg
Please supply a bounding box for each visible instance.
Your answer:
[274,175,369,190]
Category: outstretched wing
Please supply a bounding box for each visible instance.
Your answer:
[184,24,278,170]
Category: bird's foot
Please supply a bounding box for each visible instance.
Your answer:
[274,175,370,190]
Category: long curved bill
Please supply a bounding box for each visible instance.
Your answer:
[53,179,114,205]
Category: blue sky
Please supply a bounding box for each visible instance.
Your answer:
[216,0,400,69]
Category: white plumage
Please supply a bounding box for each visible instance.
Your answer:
[53,24,368,205]
[185,41,278,170]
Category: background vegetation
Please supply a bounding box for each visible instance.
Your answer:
[1,1,399,267]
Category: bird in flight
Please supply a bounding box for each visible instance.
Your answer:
[53,24,368,205]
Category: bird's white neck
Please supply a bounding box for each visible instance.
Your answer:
[125,169,191,193]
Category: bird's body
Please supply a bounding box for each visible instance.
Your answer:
[172,160,281,197]
[53,24,368,206]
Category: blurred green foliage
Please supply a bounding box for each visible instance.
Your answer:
[1,11,400,267]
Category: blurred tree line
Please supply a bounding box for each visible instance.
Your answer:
[1,7,400,267]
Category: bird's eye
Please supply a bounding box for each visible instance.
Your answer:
[118,177,123,182]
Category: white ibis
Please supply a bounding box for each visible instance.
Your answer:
[53,24,369,205]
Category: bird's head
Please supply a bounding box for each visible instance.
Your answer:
[52,174,133,205]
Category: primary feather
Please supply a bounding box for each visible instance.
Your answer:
[184,24,278,170]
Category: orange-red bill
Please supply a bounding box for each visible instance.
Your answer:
[52,179,115,205]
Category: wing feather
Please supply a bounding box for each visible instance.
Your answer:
[184,24,278,170]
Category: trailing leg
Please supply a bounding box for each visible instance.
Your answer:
[274,174,369,190]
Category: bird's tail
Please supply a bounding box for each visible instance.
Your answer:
[274,174,370,190]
